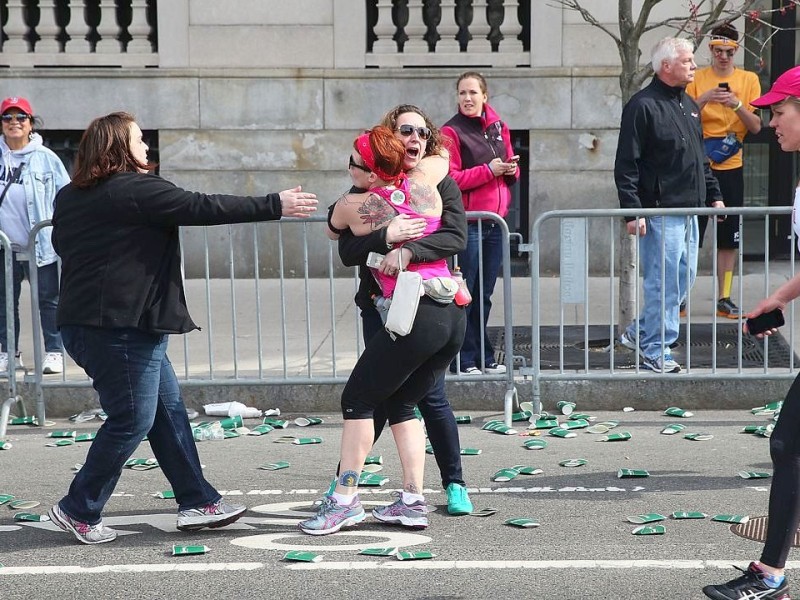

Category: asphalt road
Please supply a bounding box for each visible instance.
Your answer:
[0,408,794,599]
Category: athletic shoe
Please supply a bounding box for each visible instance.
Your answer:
[641,354,681,374]
[0,352,23,373]
[703,562,789,599]
[717,297,741,319]
[618,331,638,351]
[176,499,246,531]
[48,504,117,545]
[42,352,63,374]
[459,367,481,375]
[298,495,365,535]
[446,483,473,516]
[372,492,428,529]
[484,362,506,374]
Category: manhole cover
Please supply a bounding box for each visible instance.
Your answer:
[732,516,800,546]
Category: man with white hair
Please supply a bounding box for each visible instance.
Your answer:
[615,37,725,373]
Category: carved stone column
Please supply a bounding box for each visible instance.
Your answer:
[404,0,428,53]
[436,0,460,53]
[4,0,30,53]
[64,0,92,54]
[95,0,121,53]
[372,0,398,54]
[126,0,152,53]
[36,1,62,53]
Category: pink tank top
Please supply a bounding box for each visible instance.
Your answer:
[369,179,452,298]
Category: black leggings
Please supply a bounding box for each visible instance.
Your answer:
[341,297,465,425]
[761,371,800,568]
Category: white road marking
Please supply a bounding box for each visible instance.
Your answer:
[231,530,430,552]
[249,499,392,517]
[225,486,656,497]
[285,559,800,571]
[0,563,264,575]
[3,560,800,576]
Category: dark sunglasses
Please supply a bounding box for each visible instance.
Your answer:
[348,155,371,173]
[396,124,432,140]
[713,48,736,58]
[1,113,30,123]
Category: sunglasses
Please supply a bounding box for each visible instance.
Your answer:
[396,124,432,140]
[713,48,736,58]
[1,113,30,123]
[348,155,371,173]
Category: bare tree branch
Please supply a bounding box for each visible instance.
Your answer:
[547,0,622,44]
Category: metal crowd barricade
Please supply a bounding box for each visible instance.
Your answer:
[523,206,795,414]
[0,230,25,441]
[22,212,518,426]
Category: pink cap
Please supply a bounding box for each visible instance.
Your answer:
[0,96,33,115]
[751,66,800,108]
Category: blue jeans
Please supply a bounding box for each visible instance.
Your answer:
[626,215,698,361]
[457,222,503,369]
[58,326,220,525]
[0,254,61,353]
[362,306,465,488]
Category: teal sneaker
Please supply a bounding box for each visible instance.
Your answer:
[446,483,473,515]
[298,496,365,536]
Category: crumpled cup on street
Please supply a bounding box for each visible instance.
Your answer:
[203,401,262,419]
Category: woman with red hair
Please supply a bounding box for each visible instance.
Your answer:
[300,126,465,535]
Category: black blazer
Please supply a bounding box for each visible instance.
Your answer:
[52,172,283,334]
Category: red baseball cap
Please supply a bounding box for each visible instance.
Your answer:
[752,66,800,108]
[0,96,33,115]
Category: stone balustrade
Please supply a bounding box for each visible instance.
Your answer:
[367,0,529,68]
[0,0,157,67]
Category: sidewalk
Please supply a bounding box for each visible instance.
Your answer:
[7,263,800,419]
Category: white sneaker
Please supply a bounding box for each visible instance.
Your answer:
[0,351,23,373]
[42,352,63,374]
[460,367,481,375]
[618,332,639,351]
[484,362,507,374]
[641,354,681,374]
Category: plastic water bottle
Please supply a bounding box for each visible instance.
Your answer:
[208,423,225,441]
[452,267,472,307]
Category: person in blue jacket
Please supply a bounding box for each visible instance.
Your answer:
[0,96,70,375]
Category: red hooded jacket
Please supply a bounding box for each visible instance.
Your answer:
[441,102,518,218]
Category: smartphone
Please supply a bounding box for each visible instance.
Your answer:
[719,82,729,90]
[508,155,520,164]
[366,252,385,269]
[746,308,785,336]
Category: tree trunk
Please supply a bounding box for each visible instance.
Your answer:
[616,12,647,336]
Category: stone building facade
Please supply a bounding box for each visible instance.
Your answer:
[0,0,777,275]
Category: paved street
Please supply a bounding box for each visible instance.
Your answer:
[0,408,795,599]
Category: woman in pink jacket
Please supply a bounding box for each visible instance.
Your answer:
[442,72,519,375]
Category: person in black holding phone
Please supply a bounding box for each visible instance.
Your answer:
[701,66,800,600]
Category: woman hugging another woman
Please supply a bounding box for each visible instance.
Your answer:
[300,125,466,535]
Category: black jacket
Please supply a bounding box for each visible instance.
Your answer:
[615,76,722,221]
[336,175,467,311]
[52,172,283,334]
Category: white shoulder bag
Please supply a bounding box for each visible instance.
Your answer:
[384,252,423,339]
